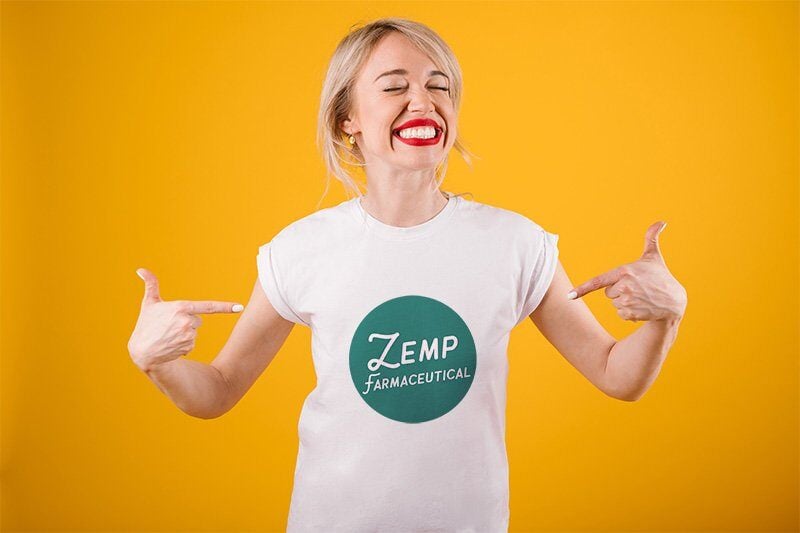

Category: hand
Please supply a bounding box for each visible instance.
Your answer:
[566,221,687,322]
[127,268,244,372]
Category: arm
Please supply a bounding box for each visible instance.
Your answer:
[144,277,295,419]
[530,260,683,401]
[144,357,231,419]
[602,315,682,401]
[529,260,620,399]
[558,222,687,400]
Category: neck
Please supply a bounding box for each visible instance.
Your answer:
[360,187,449,228]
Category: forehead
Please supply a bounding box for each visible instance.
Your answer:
[360,32,438,76]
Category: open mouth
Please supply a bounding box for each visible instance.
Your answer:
[392,126,444,146]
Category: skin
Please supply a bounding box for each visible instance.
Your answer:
[339,31,688,402]
[532,222,687,402]
[130,267,294,419]
[341,31,457,227]
[131,31,687,418]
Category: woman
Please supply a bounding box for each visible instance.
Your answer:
[128,17,687,532]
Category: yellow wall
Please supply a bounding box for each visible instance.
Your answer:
[2,1,797,531]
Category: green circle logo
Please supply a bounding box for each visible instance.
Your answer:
[349,295,476,423]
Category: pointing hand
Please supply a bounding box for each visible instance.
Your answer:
[566,222,687,322]
[127,268,244,372]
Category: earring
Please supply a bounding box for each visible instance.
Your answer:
[348,135,355,145]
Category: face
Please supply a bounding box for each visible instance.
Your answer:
[341,32,458,173]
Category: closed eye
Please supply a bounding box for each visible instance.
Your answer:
[384,87,450,92]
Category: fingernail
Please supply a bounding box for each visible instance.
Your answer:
[232,304,244,312]
[136,270,144,280]
[659,222,667,234]
[567,290,577,300]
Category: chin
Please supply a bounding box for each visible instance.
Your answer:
[396,158,442,171]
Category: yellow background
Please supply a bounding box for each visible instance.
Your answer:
[2,1,797,531]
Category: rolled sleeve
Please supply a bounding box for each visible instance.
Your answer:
[516,228,560,326]
[256,242,307,326]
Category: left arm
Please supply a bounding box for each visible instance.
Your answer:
[529,260,620,399]
[602,315,683,401]
[530,221,687,401]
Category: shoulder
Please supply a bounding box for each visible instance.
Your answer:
[261,199,355,252]
[458,197,550,240]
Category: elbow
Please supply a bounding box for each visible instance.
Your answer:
[180,405,227,420]
[608,387,645,402]
[195,411,225,420]
[602,380,645,402]
[614,392,643,402]
[601,367,646,402]
[196,404,231,419]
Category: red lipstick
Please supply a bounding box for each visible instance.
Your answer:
[392,118,445,147]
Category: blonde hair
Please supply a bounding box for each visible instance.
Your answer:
[315,17,476,209]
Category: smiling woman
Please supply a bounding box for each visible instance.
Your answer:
[315,18,476,208]
[129,12,687,533]
[128,13,687,533]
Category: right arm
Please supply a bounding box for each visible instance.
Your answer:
[136,276,294,419]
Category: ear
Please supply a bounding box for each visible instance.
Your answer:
[341,117,359,136]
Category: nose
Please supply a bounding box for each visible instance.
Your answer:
[406,86,435,114]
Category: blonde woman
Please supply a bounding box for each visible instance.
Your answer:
[129,17,687,532]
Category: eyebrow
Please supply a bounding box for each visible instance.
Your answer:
[373,69,449,83]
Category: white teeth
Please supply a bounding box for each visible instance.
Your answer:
[397,126,438,139]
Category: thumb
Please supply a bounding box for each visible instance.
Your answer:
[136,268,162,304]
[640,221,667,264]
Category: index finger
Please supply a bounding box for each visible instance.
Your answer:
[182,300,244,314]
[567,267,624,300]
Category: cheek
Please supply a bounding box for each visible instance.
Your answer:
[442,111,457,137]
[444,124,457,148]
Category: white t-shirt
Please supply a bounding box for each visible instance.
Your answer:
[256,193,559,533]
